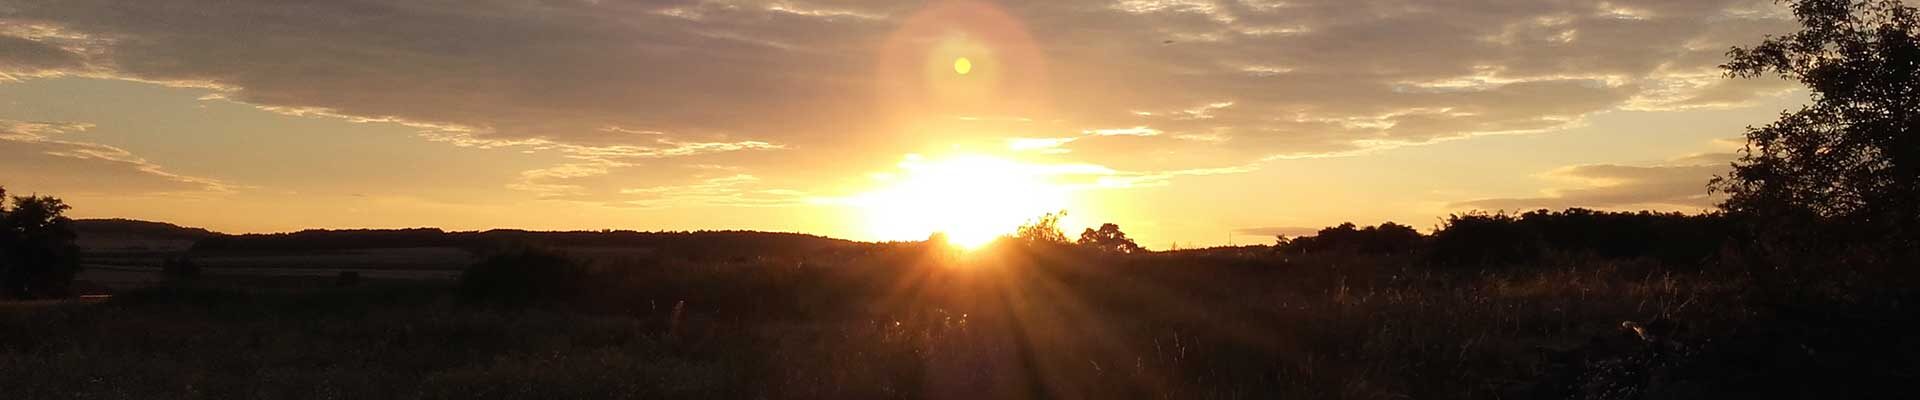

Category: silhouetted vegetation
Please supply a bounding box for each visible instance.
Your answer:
[1430,209,1732,267]
[0,186,82,299]
[1076,223,1143,254]
[1276,221,1422,256]
[459,246,594,306]
[160,255,200,280]
[1012,211,1070,246]
[1716,0,1920,262]
[1268,210,1730,268]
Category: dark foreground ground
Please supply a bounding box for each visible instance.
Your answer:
[3,247,1917,399]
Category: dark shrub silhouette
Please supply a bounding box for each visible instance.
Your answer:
[1077,223,1143,254]
[1428,209,1731,267]
[1278,221,1423,256]
[1517,208,1730,265]
[1013,211,1070,246]
[459,246,593,306]
[161,255,200,279]
[0,186,82,299]
[1429,212,1543,267]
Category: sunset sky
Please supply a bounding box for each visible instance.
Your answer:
[1,0,1808,248]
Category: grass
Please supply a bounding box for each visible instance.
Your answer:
[4,244,1916,399]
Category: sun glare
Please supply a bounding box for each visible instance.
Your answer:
[855,155,1071,249]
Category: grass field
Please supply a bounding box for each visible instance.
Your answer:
[8,244,1916,399]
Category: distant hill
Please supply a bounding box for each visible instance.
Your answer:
[66,218,871,260]
[71,219,224,255]
[71,218,223,241]
[189,228,868,260]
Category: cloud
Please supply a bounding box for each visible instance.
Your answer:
[1451,153,1735,211]
[0,0,1800,201]
[615,174,815,209]
[0,34,79,78]
[1233,226,1321,238]
[0,119,233,195]
[505,139,786,200]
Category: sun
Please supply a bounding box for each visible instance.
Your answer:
[853,154,1071,249]
[954,57,972,75]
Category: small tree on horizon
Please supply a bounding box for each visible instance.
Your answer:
[1077,223,1143,254]
[0,185,83,299]
[1012,211,1070,246]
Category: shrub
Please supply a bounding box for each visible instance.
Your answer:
[161,255,200,279]
[0,189,82,299]
[1429,212,1543,267]
[1277,221,1424,256]
[459,246,594,306]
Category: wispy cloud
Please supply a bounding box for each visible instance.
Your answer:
[0,119,234,195]
[1451,153,1736,212]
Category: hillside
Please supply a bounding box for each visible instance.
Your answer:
[71,218,223,241]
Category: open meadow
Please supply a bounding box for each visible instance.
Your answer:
[6,230,1918,399]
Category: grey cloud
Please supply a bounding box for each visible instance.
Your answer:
[1451,154,1734,211]
[0,0,1798,200]
[0,119,232,195]
[1233,226,1321,238]
[0,34,80,74]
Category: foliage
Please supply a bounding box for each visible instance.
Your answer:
[1429,212,1543,266]
[1277,221,1423,256]
[1716,0,1920,250]
[1428,209,1731,267]
[459,246,594,306]
[1076,223,1143,254]
[0,186,82,299]
[1011,211,1070,246]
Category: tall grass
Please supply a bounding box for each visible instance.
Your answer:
[3,243,1914,399]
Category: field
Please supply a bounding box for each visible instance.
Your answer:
[72,246,475,293]
[7,241,1917,399]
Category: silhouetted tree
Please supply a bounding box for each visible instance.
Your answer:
[1013,211,1070,246]
[1427,209,1731,267]
[0,186,82,299]
[1429,212,1542,267]
[1278,222,1423,255]
[1077,223,1143,254]
[1716,0,1920,250]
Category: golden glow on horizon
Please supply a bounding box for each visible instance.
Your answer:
[954,57,973,75]
[853,154,1071,249]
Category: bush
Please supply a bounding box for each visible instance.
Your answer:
[459,246,594,306]
[0,189,82,299]
[160,256,200,279]
[1278,222,1424,256]
[1429,212,1543,267]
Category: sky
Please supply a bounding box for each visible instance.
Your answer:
[0,0,1812,248]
